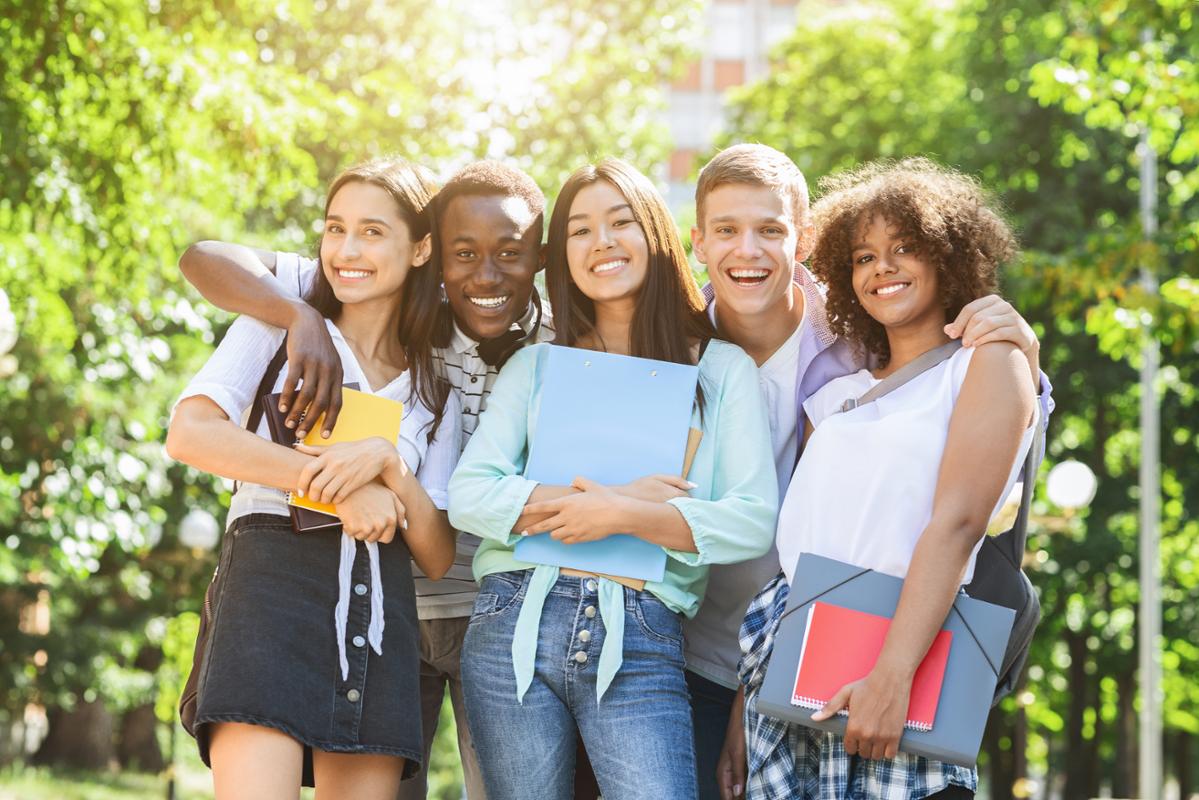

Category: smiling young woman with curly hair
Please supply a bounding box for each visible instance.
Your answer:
[737,158,1039,799]
[808,158,1018,369]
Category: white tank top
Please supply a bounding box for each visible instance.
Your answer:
[776,346,1034,587]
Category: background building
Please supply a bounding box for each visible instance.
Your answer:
[663,0,803,212]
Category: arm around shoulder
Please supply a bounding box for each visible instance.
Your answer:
[179,240,307,328]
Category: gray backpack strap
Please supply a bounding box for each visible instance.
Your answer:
[1004,404,1043,562]
[839,340,963,413]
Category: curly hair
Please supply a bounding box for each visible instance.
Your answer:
[809,158,1017,366]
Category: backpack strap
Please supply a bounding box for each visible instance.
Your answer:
[246,336,290,434]
[838,340,962,413]
[1004,406,1043,564]
[233,336,289,495]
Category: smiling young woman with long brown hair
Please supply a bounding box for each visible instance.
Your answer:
[448,158,778,800]
[167,158,460,800]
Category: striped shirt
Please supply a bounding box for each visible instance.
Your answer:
[275,254,554,618]
[418,302,555,618]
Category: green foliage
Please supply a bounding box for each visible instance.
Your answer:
[0,0,700,779]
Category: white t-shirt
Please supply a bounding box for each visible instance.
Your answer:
[776,346,1035,586]
[175,314,461,524]
[756,320,804,494]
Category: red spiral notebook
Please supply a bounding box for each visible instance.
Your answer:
[790,601,953,732]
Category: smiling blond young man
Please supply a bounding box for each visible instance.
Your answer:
[684,144,1052,800]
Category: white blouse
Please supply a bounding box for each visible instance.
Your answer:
[174,296,461,679]
[776,346,1034,587]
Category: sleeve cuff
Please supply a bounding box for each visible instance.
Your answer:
[426,489,450,511]
[661,497,712,567]
[1037,370,1055,424]
[174,383,245,426]
[449,474,540,543]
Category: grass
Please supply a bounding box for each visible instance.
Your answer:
[0,697,467,800]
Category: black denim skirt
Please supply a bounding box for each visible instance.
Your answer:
[192,513,422,782]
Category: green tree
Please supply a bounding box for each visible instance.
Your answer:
[0,0,701,777]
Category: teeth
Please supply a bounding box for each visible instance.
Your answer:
[592,259,627,274]
[468,295,510,308]
[729,269,770,280]
[338,269,371,279]
[875,283,909,296]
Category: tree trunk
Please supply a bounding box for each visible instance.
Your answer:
[1063,633,1089,800]
[985,709,1015,800]
[1114,669,1137,797]
[117,704,164,772]
[32,699,115,770]
[1012,701,1028,790]
[1175,730,1193,800]
[1085,698,1102,799]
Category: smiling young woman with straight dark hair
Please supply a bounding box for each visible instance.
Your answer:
[448,158,779,800]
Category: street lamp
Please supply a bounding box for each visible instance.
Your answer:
[1045,460,1098,511]
[0,288,17,379]
[178,509,219,552]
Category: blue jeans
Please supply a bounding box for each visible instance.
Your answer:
[687,670,736,800]
[461,571,698,800]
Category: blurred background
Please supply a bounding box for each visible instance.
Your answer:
[0,0,1195,798]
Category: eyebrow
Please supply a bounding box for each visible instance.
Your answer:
[568,203,631,223]
[326,215,393,229]
[709,214,787,225]
[449,233,527,245]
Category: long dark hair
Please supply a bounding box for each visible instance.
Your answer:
[308,157,451,442]
[545,158,714,371]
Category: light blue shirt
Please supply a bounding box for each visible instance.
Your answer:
[448,340,778,701]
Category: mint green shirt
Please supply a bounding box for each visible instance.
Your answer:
[447,341,778,700]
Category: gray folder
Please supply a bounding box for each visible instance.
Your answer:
[756,553,1016,767]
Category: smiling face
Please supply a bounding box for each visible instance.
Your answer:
[693,182,808,318]
[851,213,944,331]
[563,180,650,306]
[319,180,431,305]
[439,193,542,341]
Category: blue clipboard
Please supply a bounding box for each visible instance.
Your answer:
[514,345,699,583]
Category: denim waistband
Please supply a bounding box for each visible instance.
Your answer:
[226,512,292,533]
[487,568,663,611]
[489,567,671,705]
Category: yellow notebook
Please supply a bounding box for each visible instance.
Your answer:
[286,387,404,519]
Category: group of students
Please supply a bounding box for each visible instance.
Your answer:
[167,143,1052,800]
